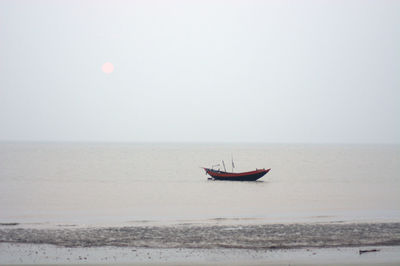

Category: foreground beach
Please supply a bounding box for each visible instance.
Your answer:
[1,243,400,265]
[1,222,400,265]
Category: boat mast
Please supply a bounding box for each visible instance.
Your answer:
[222,160,226,172]
[231,154,235,172]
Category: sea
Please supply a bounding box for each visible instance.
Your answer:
[1,142,399,226]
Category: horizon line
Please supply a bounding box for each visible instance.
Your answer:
[0,140,399,145]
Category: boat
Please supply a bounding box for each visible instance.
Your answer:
[202,158,270,181]
[203,167,271,181]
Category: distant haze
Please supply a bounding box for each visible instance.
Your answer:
[0,0,399,143]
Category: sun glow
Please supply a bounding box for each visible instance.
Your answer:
[102,62,114,74]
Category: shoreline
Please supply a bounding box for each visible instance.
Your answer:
[1,220,400,265]
[2,213,400,229]
[1,222,400,249]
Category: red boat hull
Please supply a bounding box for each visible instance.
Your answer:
[203,168,270,181]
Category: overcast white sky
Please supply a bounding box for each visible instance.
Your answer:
[0,0,399,143]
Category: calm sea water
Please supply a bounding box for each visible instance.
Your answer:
[0,143,399,226]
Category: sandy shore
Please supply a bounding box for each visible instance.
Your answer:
[1,222,400,248]
[1,222,399,265]
[1,243,400,265]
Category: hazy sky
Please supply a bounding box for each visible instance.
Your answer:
[0,0,399,143]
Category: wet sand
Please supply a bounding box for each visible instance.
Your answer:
[1,222,400,265]
[1,222,399,248]
[1,243,400,265]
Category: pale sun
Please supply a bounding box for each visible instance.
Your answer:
[102,62,114,74]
